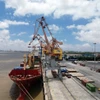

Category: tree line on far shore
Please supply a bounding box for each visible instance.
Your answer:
[64,55,100,61]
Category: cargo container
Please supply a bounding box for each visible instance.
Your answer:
[61,68,68,73]
[86,83,96,92]
[62,72,66,77]
[51,70,57,78]
[81,79,88,86]
[65,73,72,78]
[80,63,85,66]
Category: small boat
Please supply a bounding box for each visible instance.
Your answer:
[9,53,42,100]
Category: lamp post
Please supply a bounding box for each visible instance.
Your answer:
[93,43,96,70]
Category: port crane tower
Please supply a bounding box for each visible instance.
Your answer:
[29,17,63,78]
[29,17,63,60]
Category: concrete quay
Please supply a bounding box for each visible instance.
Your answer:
[43,69,99,100]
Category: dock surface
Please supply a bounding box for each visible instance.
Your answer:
[43,70,99,100]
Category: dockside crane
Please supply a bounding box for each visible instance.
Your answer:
[29,16,63,79]
[30,16,63,60]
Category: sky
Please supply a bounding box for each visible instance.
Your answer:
[0,0,100,52]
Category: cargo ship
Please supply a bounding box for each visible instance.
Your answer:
[9,53,42,100]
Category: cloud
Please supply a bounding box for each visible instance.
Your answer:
[66,24,76,29]
[17,32,26,36]
[29,34,33,38]
[4,20,29,25]
[0,22,9,29]
[4,0,55,16]
[11,33,16,36]
[7,39,29,51]
[0,29,10,41]
[49,24,62,33]
[0,29,97,51]
[10,32,27,37]
[0,20,29,29]
[71,17,100,44]
[0,29,29,51]
[53,0,100,20]
[4,0,100,20]
[61,43,92,52]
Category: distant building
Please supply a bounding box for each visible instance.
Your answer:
[66,53,82,58]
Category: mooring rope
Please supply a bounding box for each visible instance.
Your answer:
[20,83,34,100]
[17,82,34,100]
[17,83,32,100]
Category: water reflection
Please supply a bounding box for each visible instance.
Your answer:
[9,83,20,100]
[9,79,43,100]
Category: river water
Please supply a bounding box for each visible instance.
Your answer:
[0,52,44,100]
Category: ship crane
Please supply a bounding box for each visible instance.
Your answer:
[29,21,51,55]
[29,16,63,79]
[29,16,63,60]
[36,16,63,60]
[38,17,63,60]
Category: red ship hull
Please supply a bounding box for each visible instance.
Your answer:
[9,64,42,100]
[9,68,42,85]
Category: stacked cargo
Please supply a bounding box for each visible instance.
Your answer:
[69,72,84,77]
[51,70,57,78]
[67,68,77,72]
[79,63,85,66]
[61,68,68,77]
[61,68,67,73]
[81,79,88,86]
[77,76,94,83]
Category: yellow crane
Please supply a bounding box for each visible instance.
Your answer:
[29,16,63,60]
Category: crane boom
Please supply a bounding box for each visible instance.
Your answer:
[29,16,63,60]
[29,23,41,45]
